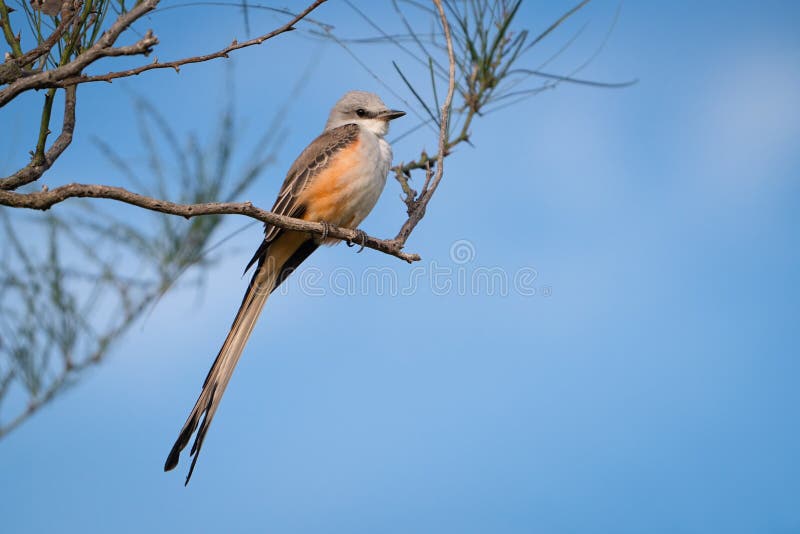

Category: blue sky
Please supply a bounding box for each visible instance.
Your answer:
[2,1,800,532]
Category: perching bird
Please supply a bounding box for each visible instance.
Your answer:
[164,91,405,484]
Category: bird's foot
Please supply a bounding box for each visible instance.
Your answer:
[319,220,331,242]
[346,229,368,253]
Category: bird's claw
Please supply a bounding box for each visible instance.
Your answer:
[347,229,368,253]
[319,220,331,242]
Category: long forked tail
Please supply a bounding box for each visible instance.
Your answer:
[164,266,271,484]
[164,232,316,485]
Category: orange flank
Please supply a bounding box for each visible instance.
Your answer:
[298,137,363,229]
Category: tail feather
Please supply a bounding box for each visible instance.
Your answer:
[164,231,311,485]
[164,268,271,484]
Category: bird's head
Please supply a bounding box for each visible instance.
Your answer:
[325,90,405,136]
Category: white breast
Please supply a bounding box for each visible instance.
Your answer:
[343,128,392,227]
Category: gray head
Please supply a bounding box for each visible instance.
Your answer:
[324,90,405,136]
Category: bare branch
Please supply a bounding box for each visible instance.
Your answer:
[39,0,326,89]
[0,85,77,190]
[393,0,456,245]
[98,29,159,58]
[0,183,420,262]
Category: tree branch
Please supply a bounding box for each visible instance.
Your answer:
[51,0,327,87]
[0,0,23,59]
[393,0,456,245]
[0,85,77,190]
[0,0,161,106]
[0,183,420,262]
[0,2,81,85]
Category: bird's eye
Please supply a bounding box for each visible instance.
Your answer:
[355,108,366,117]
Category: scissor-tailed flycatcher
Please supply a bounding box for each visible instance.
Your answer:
[164,91,405,484]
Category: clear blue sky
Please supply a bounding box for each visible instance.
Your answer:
[2,1,799,533]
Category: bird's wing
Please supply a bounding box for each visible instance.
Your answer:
[244,123,360,273]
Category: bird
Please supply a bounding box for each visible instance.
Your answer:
[164,91,405,484]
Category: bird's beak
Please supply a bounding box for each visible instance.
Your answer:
[379,109,406,121]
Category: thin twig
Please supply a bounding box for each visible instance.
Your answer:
[50,0,326,88]
[0,0,23,58]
